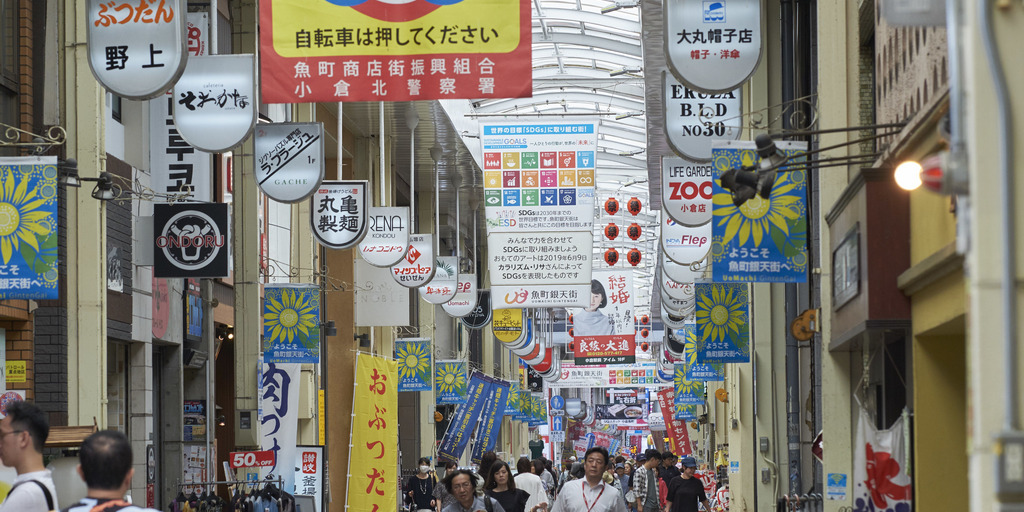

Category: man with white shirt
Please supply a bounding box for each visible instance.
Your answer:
[0,401,57,512]
[550,448,626,512]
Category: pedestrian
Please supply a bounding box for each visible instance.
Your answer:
[659,452,680,486]
[549,447,626,512]
[484,460,544,512]
[442,469,505,512]
[622,462,636,512]
[515,457,549,512]
[407,457,438,512]
[60,429,158,512]
[664,457,711,512]
[479,452,499,483]
[614,463,629,504]
[0,401,57,512]
[435,460,461,512]
[632,449,662,512]
[534,459,555,499]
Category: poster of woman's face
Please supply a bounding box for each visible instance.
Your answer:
[571,270,634,337]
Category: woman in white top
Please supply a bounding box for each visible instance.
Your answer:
[573,280,614,336]
[515,457,549,512]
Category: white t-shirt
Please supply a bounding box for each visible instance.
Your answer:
[515,472,549,512]
[0,470,59,512]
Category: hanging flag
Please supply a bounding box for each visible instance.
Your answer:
[263,284,321,363]
[260,362,302,491]
[505,381,521,419]
[674,364,704,405]
[346,354,399,512]
[694,283,750,363]
[682,324,725,381]
[434,360,469,404]
[311,181,369,249]
[438,372,493,463]
[674,403,699,421]
[0,158,59,300]
[571,269,636,365]
[853,409,912,511]
[710,140,809,282]
[656,389,692,456]
[471,379,510,463]
[395,338,432,392]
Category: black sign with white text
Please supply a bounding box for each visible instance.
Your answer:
[154,203,229,278]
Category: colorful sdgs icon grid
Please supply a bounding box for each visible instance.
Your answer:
[483,150,595,209]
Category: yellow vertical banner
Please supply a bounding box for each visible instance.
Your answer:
[347,354,399,512]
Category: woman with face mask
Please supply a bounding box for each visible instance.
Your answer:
[407,457,437,512]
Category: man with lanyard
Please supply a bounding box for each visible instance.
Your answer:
[631,449,661,512]
[550,447,626,512]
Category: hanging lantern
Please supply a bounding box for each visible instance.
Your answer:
[627,248,641,266]
[604,223,620,240]
[569,340,575,351]
[639,341,649,351]
[605,248,619,266]
[640,328,650,338]
[627,197,642,215]
[627,222,642,240]
[568,313,574,324]
[640,314,650,325]
[604,197,620,216]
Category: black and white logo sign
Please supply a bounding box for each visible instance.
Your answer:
[311,181,369,249]
[663,72,742,161]
[154,203,229,278]
[254,122,324,203]
[461,290,492,330]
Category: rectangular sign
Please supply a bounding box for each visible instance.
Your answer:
[5,361,25,384]
[229,450,276,469]
[571,269,636,365]
[263,284,321,364]
[435,360,469,405]
[547,362,662,389]
[487,232,593,285]
[593,403,647,426]
[395,338,432,392]
[261,363,303,492]
[259,0,531,102]
[149,94,213,202]
[694,283,750,363]
[153,203,229,278]
[681,324,726,381]
[492,284,590,310]
[295,446,325,512]
[673,364,704,405]
[471,379,509,463]
[0,157,59,300]
[656,388,692,456]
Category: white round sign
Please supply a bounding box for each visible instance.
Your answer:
[254,122,325,203]
[661,156,714,226]
[661,210,712,265]
[418,256,459,304]
[442,274,478,318]
[663,73,743,161]
[359,207,410,267]
[391,234,436,288]
[661,249,709,284]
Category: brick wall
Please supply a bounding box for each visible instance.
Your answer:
[17,0,33,133]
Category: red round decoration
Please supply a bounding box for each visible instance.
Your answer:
[627,197,642,215]
[640,314,650,325]
[627,248,641,266]
[604,198,620,216]
[568,314,574,325]
[627,223,642,240]
[640,328,650,338]
[604,223,620,240]
[605,248,619,266]
[640,341,650,351]
[568,329,575,339]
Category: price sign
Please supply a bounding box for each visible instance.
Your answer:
[229,450,276,468]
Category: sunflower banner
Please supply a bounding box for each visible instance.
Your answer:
[710,140,809,282]
[694,283,750,363]
[263,284,320,363]
[674,364,704,406]
[435,360,469,405]
[395,338,432,392]
[682,324,726,381]
[674,403,699,421]
[505,381,522,420]
[0,157,59,300]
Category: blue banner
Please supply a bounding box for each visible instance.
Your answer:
[395,338,432,392]
[711,141,808,282]
[471,380,510,463]
[674,403,698,421]
[263,284,320,363]
[435,360,469,404]
[674,364,704,405]
[682,324,726,381]
[695,283,750,363]
[438,372,493,463]
[505,381,522,420]
[0,157,59,300]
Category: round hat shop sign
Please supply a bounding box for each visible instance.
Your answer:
[418,256,459,304]
[254,122,325,203]
[390,234,436,287]
[359,207,410,267]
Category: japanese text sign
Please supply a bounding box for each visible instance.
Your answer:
[395,338,432,392]
[254,122,325,203]
[571,269,636,365]
[547,362,661,389]
[359,207,410,267]
[682,324,725,381]
[664,0,762,94]
[390,233,436,288]
[656,388,693,456]
[711,140,808,282]
[263,284,321,364]
[259,0,531,102]
[149,93,213,202]
[694,283,750,363]
[260,362,302,491]
[438,372,492,462]
[311,181,369,249]
[418,256,458,304]
[442,273,478,318]
[87,0,188,99]
[673,364,704,405]
[0,158,59,300]
[347,355,398,512]
[662,156,713,227]
[434,360,468,405]
[174,54,257,152]
[294,446,324,511]
[471,379,509,463]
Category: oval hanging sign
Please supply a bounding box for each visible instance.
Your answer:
[492,308,526,345]
[661,211,712,265]
[359,207,410,267]
[664,0,762,94]
[662,276,696,303]
[310,181,368,249]
[254,122,325,203]
[173,54,257,152]
[661,250,708,284]
[661,307,689,332]
[442,273,478,318]
[662,156,714,226]
[663,73,742,161]
[418,256,458,304]
[461,290,493,330]
[390,234,436,288]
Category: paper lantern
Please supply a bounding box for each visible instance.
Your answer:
[627,248,641,266]
[604,197,620,216]
[640,314,650,325]
[604,248,619,266]
[604,223,620,240]
[627,197,642,215]
[627,223,642,240]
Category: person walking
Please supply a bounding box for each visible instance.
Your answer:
[534,459,555,500]
[435,460,461,512]
[407,457,438,512]
[0,401,57,512]
[60,430,158,512]
[484,460,544,512]
[515,457,549,512]
[442,469,505,512]
[664,457,711,512]
[549,447,626,512]
[632,449,662,512]
[658,452,680,486]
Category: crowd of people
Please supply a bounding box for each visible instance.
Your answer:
[406,447,729,512]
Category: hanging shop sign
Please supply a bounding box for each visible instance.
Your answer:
[346,354,399,512]
[659,271,695,317]
[418,256,458,304]
[492,308,526,345]
[254,122,325,203]
[674,365,704,405]
[660,249,708,285]
[86,0,188,100]
[0,158,59,300]
[395,338,432,392]
[482,121,597,309]
[173,54,257,152]
[662,156,712,226]
[260,362,303,490]
[710,140,808,282]
[682,324,725,381]
[259,0,531,103]
[470,379,510,463]
[149,94,213,202]
[663,73,742,161]
[435,360,469,405]
[359,207,410,267]
[437,372,492,462]
[390,234,435,287]
[571,269,636,365]
[694,283,750,363]
[674,403,699,422]
[263,284,321,364]
[656,388,693,456]
[594,403,648,427]
[295,446,325,511]
[853,409,912,511]
[661,276,695,304]
[662,308,689,332]
[442,273,478,318]
[547,362,661,389]
[664,0,762,94]
[461,290,493,329]
[661,211,711,265]
[153,203,229,278]
[311,181,369,249]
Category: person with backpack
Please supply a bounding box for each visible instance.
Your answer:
[0,401,57,512]
[60,430,158,512]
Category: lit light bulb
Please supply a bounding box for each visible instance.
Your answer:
[894,161,923,191]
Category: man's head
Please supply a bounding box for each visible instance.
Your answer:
[0,401,48,472]
[662,451,676,467]
[615,462,625,476]
[643,448,662,468]
[78,430,134,492]
[583,447,609,483]
[444,469,479,507]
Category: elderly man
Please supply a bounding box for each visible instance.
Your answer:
[550,447,626,512]
[442,469,506,512]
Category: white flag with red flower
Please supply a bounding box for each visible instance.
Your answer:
[853,408,912,512]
